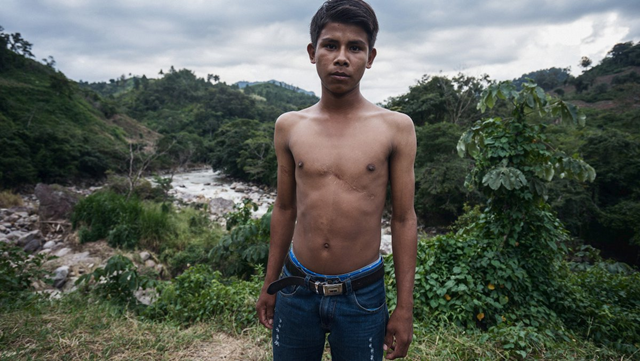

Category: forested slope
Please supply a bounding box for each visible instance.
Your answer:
[0,29,155,189]
[385,41,640,264]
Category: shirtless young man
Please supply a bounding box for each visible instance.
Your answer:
[256,1,417,359]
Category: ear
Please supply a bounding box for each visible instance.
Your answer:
[307,43,316,64]
[366,48,377,69]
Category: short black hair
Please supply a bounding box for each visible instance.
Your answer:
[310,0,379,51]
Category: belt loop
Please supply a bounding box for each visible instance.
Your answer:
[345,278,353,295]
[304,275,311,290]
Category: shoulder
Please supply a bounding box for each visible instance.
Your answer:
[369,106,415,136]
[275,107,315,132]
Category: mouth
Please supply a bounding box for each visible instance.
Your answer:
[330,72,350,80]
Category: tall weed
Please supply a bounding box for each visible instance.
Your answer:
[0,190,23,208]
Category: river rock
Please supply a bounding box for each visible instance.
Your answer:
[35,183,80,221]
[6,231,24,243]
[43,240,56,249]
[17,230,41,247]
[140,251,151,262]
[55,247,72,257]
[23,238,42,253]
[209,197,235,215]
[380,234,392,255]
[53,266,69,289]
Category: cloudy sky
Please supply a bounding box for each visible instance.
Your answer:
[2,0,639,103]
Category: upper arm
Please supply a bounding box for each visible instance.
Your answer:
[389,113,417,221]
[273,113,297,212]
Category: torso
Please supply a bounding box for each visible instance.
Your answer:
[282,103,400,274]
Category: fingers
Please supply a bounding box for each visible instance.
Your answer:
[384,328,411,359]
[385,336,410,359]
[256,294,276,330]
[257,302,274,329]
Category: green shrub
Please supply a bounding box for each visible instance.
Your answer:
[0,242,51,307]
[76,254,157,305]
[208,199,271,278]
[559,257,640,352]
[0,190,23,208]
[144,264,261,332]
[159,206,224,276]
[71,191,175,250]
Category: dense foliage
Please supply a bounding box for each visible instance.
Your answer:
[0,27,129,189]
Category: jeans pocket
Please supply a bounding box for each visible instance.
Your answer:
[277,266,301,297]
[351,278,386,313]
[278,284,300,297]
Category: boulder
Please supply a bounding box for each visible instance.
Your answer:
[17,230,41,247]
[145,259,156,268]
[23,238,42,253]
[139,251,151,262]
[34,183,80,221]
[54,247,72,257]
[43,240,56,249]
[53,266,69,289]
[209,197,235,215]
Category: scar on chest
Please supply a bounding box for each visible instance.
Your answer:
[367,164,376,172]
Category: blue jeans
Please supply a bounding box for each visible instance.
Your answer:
[272,257,389,361]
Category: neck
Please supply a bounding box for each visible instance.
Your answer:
[318,85,368,113]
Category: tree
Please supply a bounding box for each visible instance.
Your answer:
[41,55,55,69]
[7,32,34,58]
[579,56,592,70]
[120,140,175,200]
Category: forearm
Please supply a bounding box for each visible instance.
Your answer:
[391,214,417,312]
[262,206,296,288]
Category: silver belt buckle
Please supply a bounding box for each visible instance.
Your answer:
[322,283,343,296]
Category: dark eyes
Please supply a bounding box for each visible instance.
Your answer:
[323,44,362,52]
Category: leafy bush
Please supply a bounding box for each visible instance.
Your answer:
[558,254,640,352]
[144,264,261,332]
[208,199,271,278]
[71,191,175,250]
[159,206,224,276]
[0,190,23,208]
[76,254,156,305]
[0,242,51,307]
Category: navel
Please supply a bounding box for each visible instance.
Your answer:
[323,243,330,249]
[298,161,304,168]
[367,163,376,172]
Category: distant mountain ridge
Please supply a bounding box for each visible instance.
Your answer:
[235,79,316,97]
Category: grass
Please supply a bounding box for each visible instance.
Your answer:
[0,190,23,208]
[0,293,270,360]
[1,292,635,360]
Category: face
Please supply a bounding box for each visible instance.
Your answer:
[307,22,377,96]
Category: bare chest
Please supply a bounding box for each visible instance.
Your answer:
[288,121,392,181]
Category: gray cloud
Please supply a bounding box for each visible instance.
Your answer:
[1,0,639,103]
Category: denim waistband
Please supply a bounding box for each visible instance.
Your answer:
[288,248,383,282]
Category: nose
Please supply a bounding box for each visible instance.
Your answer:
[334,46,349,67]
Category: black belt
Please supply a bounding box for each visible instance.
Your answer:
[266,255,384,296]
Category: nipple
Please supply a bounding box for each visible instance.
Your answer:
[298,161,304,168]
[367,164,376,172]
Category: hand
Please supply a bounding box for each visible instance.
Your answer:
[256,290,276,329]
[383,308,413,359]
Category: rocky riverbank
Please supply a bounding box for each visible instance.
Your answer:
[0,184,163,302]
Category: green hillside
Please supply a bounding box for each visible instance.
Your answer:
[79,67,318,184]
[0,30,158,189]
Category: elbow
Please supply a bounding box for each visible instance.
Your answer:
[391,211,417,226]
